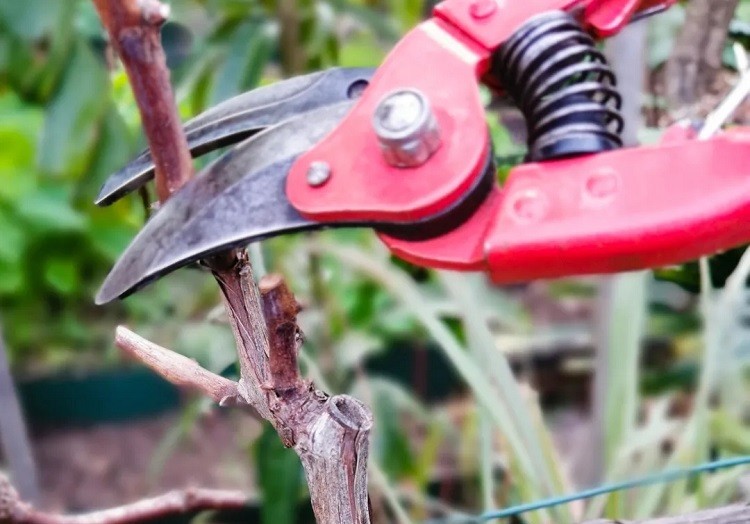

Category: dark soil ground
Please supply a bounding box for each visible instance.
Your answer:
[30,410,259,513]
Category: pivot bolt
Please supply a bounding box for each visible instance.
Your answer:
[306,161,331,187]
[372,88,441,168]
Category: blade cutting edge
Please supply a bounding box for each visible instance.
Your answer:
[96,101,357,304]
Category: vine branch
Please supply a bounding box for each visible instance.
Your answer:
[82,2,376,523]
[0,475,248,524]
[91,0,192,201]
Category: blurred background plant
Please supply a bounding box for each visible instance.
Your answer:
[2,0,750,523]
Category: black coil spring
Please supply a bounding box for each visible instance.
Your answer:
[492,11,624,161]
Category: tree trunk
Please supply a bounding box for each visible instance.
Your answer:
[665,0,739,117]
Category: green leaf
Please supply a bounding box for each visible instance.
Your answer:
[89,218,138,262]
[372,303,420,339]
[16,187,86,232]
[372,382,417,479]
[0,209,26,264]
[1,5,76,103]
[209,21,274,105]
[0,95,42,201]
[0,259,23,294]
[43,257,80,295]
[388,0,423,31]
[79,107,135,200]
[338,31,386,68]
[255,423,303,524]
[0,0,67,40]
[175,323,238,374]
[38,38,109,177]
[161,22,194,69]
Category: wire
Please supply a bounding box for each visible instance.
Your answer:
[427,455,750,523]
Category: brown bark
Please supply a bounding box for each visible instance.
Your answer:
[115,327,242,406]
[111,268,374,524]
[665,0,739,117]
[116,266,374,523]
[214,263,373,523]
[86,2,375,523]
[0,475,248,524]
[278,0,307,76]
[91,0,193,202]
[115,269,375,523]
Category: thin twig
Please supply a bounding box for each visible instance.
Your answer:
[91,0,192,201]
[0,474,248,524]
[115,326,241,406]
[261,274,302,392]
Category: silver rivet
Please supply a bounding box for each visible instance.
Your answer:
[306,161,331,187]
[372,88,441,168]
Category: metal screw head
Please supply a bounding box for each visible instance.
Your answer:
[306,161,332,187]
[372,88,441,168]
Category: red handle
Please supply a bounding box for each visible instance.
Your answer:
[285,0,704,284]
[382,130,750,283]
[286,0,653,226]
[584,0,677,36]
[432,0,670,50]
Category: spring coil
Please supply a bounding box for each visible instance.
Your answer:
[492,11,624,161]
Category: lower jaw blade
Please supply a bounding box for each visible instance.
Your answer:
[95,101,355,304]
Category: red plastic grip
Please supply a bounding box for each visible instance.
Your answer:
[486,133,750,282]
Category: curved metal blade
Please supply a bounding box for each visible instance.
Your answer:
[95,67,374,206]
[96,102,356,304]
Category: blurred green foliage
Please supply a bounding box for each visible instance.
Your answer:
[0,1,138,362]
[0,0,421,366]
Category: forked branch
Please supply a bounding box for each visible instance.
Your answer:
[84,1,374,522]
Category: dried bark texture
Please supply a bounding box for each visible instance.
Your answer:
[0,474,248,524]
[213,261,373,524]
[111,269,373,523]
[665,0,739,117]
[91,0,193,201]
[115,327,241,406]
[89,1,375,522]
[260,275,372,523]
[111,267,373,523]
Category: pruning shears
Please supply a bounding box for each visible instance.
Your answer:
[94,0,750,304]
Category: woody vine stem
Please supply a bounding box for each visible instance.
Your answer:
[0,1,373,523]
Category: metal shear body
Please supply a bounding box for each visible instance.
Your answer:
[96,0,750,304]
